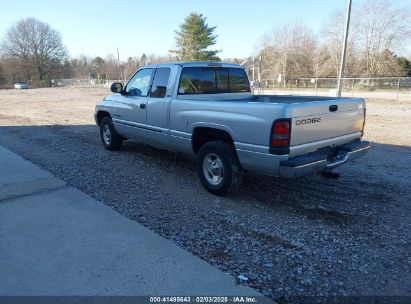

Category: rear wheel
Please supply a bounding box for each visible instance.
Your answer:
[100,117,123,150]
[196,140,242,195]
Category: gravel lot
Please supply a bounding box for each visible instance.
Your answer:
[0,87,410,301]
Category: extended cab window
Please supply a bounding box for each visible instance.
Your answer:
[178,67,250,95]
[125,68,153,96]
[150,68,171,98]
[178,68,215,94]
[229,68,251,93]
[216,69,229,92]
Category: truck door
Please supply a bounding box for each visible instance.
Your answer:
[112,68,154,140]
[146,67,172,146]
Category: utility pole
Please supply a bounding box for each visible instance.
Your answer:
[117,48,121,83]
[336,0,352,97]
[315,63,319,95]
[252,56,255,94]
[283,51,287,90]
[252,56,255,82]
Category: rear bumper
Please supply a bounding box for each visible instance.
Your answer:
[279,140,371,178]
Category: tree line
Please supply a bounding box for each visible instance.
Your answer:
[0,0,410,88]
[0,17,174,88]
[0,13,218,88]
[257,0,411,82]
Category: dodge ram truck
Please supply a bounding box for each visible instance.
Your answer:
[95,62,370,195]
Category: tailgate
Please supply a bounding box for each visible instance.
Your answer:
[289,98,365,147]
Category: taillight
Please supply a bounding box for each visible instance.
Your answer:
[271,119,291,147]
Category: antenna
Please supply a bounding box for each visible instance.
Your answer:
[117,48,121,83]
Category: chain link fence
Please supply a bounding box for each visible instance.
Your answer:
[251,77,411,101]
[52,76,411,101]
[52,78,122,88]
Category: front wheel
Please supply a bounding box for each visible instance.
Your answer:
[100,117,123,150]
[196,141,242,195]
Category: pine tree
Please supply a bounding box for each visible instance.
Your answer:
[173,13,220,62]
[0,64,5,85]
[397,57,411,77]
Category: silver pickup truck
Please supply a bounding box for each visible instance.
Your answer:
[95,62,370,195]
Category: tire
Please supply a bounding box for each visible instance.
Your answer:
[100,116,123,150]
[196,140,242,195]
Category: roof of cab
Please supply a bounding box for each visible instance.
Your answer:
[143,61,243,69]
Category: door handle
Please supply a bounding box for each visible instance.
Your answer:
[140,103,146,109]
[329,105,338,112]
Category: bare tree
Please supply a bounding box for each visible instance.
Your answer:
[0,61,5,86]
[356,0,410,78]
[104,54,121,80]
[321,0,410,78]
[145,53,174,65]
[1,17,67,86]
[124,56,138,79]
[70,54,92,79]
[0,55,31,84]
[258,23,317,85]
[319,8,359,77]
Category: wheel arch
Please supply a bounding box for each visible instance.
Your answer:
[192,126,236,154]
[96,110,111,126]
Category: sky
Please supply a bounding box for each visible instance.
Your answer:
[0,0,410,60]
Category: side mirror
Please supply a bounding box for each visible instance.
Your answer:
[110,82,123,93]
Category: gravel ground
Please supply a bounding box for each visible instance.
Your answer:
[0,87,410,302]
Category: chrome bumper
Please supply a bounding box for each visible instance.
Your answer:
[279,140,371,178]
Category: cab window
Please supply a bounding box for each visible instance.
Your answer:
[229,68,251,93]
[178,67,215,94]
[125,69,154,96]
[150,68,171,98]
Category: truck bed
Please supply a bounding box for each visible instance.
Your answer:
[178,93,359,105]
[257,95,357,104]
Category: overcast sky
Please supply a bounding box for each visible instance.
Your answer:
[1,0,410,60]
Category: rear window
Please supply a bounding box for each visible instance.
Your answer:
[229,68,251,93]
[178,67,250,95]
